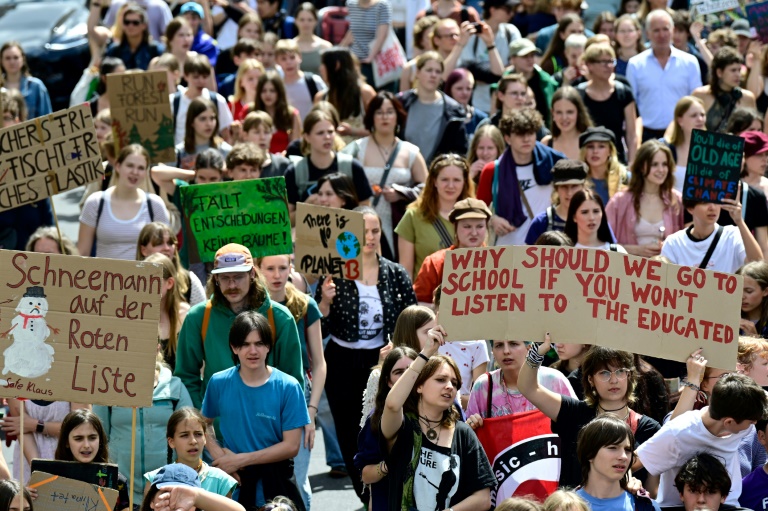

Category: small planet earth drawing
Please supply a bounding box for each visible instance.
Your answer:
[336,231,361,259]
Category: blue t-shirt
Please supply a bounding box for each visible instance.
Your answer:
[525,207,565,244]
[576,489,661,511]
[740,465,768,510]
[202,366,309,454]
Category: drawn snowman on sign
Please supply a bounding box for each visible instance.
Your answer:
[0,286,58,379]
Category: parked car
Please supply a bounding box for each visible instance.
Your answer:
[0,0,90,112]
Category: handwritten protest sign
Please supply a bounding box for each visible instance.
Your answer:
[691,0,740,15]
[747,2,768,43]
[439,246,741,369]
[180,177,292,262]
[0,251,161,406]
[108,70,175,163]
[294,203,365,280]
[30,471,118,511]
[31,460,120,489]
[0,104,103,212]
[683,129,743,203]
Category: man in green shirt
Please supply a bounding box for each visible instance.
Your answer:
[175,243,304,407]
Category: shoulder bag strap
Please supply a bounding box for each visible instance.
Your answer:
[146,193,154,221]
[432,217,453,249]
[267,305,276,339]
[372,141,402,208]
[201,300,213,344]
[546,206,554,231]
[698,224,724,269]
[485,371,493,419]
[742,182,748,221]
[95,195,106,230]
[518,179,535,219]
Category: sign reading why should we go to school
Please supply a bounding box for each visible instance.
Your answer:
[0,251,161,407]
[180,177,292,262]
[683,129,744,203]
[0,104,103,212]
[107,70,175,163]
[439,246,741,369]
[294,203,365,280]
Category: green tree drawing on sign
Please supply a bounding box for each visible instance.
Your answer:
[128,124,142,145]
[153,114,175,153]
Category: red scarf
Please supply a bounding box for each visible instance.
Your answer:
[18,313,42,328]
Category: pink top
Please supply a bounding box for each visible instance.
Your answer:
[466,367,575,418]
[605,189,685,246]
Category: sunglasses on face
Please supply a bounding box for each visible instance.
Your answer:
[123,18,143,26]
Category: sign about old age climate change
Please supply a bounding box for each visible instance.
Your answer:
[439,246,741,369]
[107,70,175,163]
[295,203,365,280]
[683,129,744,203]
[0,104,103,212]
[0,251,161,407]
[180,177,292,263]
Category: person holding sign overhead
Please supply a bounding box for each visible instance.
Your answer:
[564,189,628,253]
[175,243,304,409]
[606,140,684,257]
[316,206,416,502]
[78,145,170,260]
[518,339,661,489]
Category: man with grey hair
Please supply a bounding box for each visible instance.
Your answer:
[627,9,701,141]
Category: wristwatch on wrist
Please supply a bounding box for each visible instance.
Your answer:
[36,420,44,434]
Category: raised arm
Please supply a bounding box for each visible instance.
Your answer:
[380,325,445,447]
[669,349,707,421]
[150,164,195,196]
[517,334,565,421]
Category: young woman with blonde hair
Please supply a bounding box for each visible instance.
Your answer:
[144,253,189,371]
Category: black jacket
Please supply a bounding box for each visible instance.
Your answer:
[316,256,416,343]
[397,90,468,163]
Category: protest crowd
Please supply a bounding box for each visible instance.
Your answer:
[5,0,768,510]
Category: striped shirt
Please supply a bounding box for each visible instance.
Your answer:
[347,0,392,60]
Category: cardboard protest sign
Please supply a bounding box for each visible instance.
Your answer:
[747,2,768,43]
[31,460,120,489]
[180,177,292,262]
[108,70,175,163]
[683,129,744,203]
[475,410,560,505]
[691,0,740,15]
[0,251,161,407]
[0,104,103,212]
[294,203,365,280]
[30,471,118,511]
[439,246,741,369]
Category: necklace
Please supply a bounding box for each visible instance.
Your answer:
[373,134,396,161]
[419,415,442,441]
[500,372,518,413]
[598,404,630,421]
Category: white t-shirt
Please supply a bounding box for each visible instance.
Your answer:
[574,242,628,253]
[284,73,327,122]
[636,407,750,506]
[79,189,170,260]
[495,163,553,247]
[660,224,746,274]
[439,340,490,397]
[332,281,384,350]
[172,90,234,145]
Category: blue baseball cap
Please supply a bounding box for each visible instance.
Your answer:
[153,464,201,489]
[180,2,204,18]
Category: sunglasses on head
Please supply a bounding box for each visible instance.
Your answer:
[123,18,143,26]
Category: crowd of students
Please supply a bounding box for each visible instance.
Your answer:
[3,0,768,510]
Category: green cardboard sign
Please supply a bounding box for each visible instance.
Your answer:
[180,177,292,263]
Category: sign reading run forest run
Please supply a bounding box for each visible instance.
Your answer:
[0,104,103,212]
[0,251,161,407]
[439,246,741,369]
[180,177,292,262]
[107,70,175,163]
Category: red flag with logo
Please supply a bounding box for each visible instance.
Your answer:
[474,409,561,504]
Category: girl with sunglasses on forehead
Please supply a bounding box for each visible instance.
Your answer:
[518,336,661,490]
